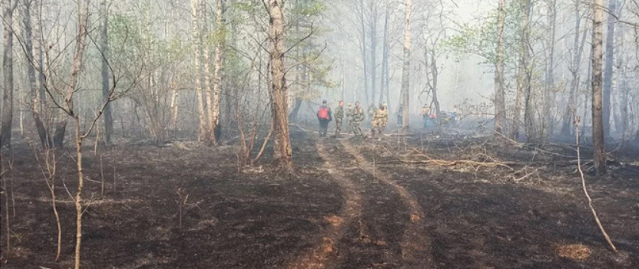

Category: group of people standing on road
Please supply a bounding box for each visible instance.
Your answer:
[317,100,388,139]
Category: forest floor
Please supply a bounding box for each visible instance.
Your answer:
[2,125,639,269]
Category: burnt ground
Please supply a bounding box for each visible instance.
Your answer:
[1,125,638,269]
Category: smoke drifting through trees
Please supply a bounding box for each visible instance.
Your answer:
[1,0,637,151]
[1,0,639,267]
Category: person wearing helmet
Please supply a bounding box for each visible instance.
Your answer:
[317,100,332,137]
[371,103,388,139]
[350,101,365,136]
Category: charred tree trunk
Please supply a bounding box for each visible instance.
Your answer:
[269,0,292,167]
[591,0,607,174]
[602,0,616,136]
[52,118,67,148]
[23,0,49,147]
[400,0,412,132]
[494,0,506,134]
[289,98,303,121]
[101,0,113,145]
[425,48,440,126]
[2,0,15,148]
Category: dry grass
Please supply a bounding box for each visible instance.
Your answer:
[324,215,343,226]
[557,244,592,260]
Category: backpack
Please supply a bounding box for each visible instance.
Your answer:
[318,107,330,120]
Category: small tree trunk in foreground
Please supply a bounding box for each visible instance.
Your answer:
[268,0,292,168]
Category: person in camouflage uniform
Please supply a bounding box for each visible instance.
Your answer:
[371,103,388,138]
[346,103,353,133]
[350,101,365,136]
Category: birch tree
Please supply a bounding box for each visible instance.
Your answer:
[70,1,90,267]
[191,0,207,141]
[1,0,15,147]
[494,0,506,135]
[202,0,214,145]
[400,0,412,132]
[592,0,607,174]
[20,0,49,147]
[209,0,225,145]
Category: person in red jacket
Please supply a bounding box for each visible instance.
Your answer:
[317,100,333,137]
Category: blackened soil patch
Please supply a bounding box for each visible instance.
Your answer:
[2,134,343,269]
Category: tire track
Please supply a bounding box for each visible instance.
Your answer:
[341,139,434,268]
[286,137,363,269]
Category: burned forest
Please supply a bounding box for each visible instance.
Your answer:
[1,0,639,268]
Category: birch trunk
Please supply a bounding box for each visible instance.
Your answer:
[2,0,15,147]
[269,0,292,167]
[202,0,214,145]
[70,2,91,267]
[494,0,506,134]
[400,0,412,132]
[210,0,225,145]
[591,0,607,174]
[22,0,49,147]
[191,0,207,141]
